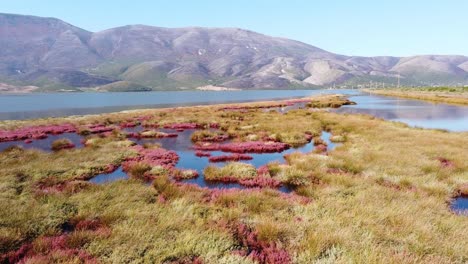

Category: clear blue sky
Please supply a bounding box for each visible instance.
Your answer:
[2,0,467,57]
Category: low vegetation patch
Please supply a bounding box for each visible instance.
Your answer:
[365,87,468,105]
[51,138,75,151]
[204,162,257,182]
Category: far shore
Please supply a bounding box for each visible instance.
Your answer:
[364,88,468,106]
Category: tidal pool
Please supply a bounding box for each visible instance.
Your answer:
[99,127,337,191]
[0,133,84,152]
[0,117,341,191]
[89,167,129,184]
[451,196,468,215]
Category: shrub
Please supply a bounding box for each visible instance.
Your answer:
[190,130,229,142]
[149,165,170,177]
[152,175,180,199]
[208,154,253,162]
[126,162,151,179]
[283,167,309,186]
[173,169,199,180]
[51,139,75,151]
[329,135,346,143]
[204,162,257,181]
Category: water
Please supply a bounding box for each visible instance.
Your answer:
[2,89,466,190]
[333,93,468,131]
[0,90,354,120]
[89,167,129,184]
[123,127,337,190]
[0,133,84,152]
[451,196,468,215]
[1,90,466,131]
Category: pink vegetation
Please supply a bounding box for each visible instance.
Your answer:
[34,177,91,195]
[437,157,455,168]
[194,141,290,153]
[103,164,119,174]
[257,165,270,177]
[173,169,200,181]
[86,124,115,134]
[220,99,311,112]
[314,144,327,153]
[0,124,76,142]
[208,154,253,162]
[136,115,153,121]
[220,102,292,111]
[119,121,139,128]
[206,176,240,184]
[139,131,178,138]
[209,123,220,129]
[234,223,291,264]
[198,134,230,142]
[1,219,109,264]
[195,151,211,157]
[239,177,281,188]
[126,131,178,139]
[304,132,314,142]
[122,146,179,176]
[284,98,311,104]
[163,123,200,130]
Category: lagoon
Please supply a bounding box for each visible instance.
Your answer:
[1,89,467,131]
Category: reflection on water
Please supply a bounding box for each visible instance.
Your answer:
[333,94,468,131]
[0,90,357,120]
[89,167,128,184]
[1,89,465,131]
[0,133,84,152]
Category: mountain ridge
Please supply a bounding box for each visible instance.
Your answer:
[1,13,467,92]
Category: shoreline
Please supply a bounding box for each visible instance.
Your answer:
[0,94,347,125]
[363,88,468,106]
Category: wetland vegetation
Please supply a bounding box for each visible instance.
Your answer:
[365,87,468,105]
[0,94,467,263]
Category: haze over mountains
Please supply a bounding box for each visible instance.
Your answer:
[1,13,467,92]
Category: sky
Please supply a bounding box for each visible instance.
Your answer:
[2,0,467,57]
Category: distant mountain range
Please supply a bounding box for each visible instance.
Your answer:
[1,13,467,92]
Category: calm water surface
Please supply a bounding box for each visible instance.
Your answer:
[451,196,468,215]
[0,133,84,152]
[1,89,466,131]
[0,90,351,120]
[334,93,468,131]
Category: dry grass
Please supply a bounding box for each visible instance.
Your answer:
[365,88,468,105]
[0,94,467,263]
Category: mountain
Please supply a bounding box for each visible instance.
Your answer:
[1,13,467,92]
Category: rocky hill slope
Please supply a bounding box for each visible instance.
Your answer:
[1,13,467,91]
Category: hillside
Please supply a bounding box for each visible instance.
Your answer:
[1,13,467,91]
